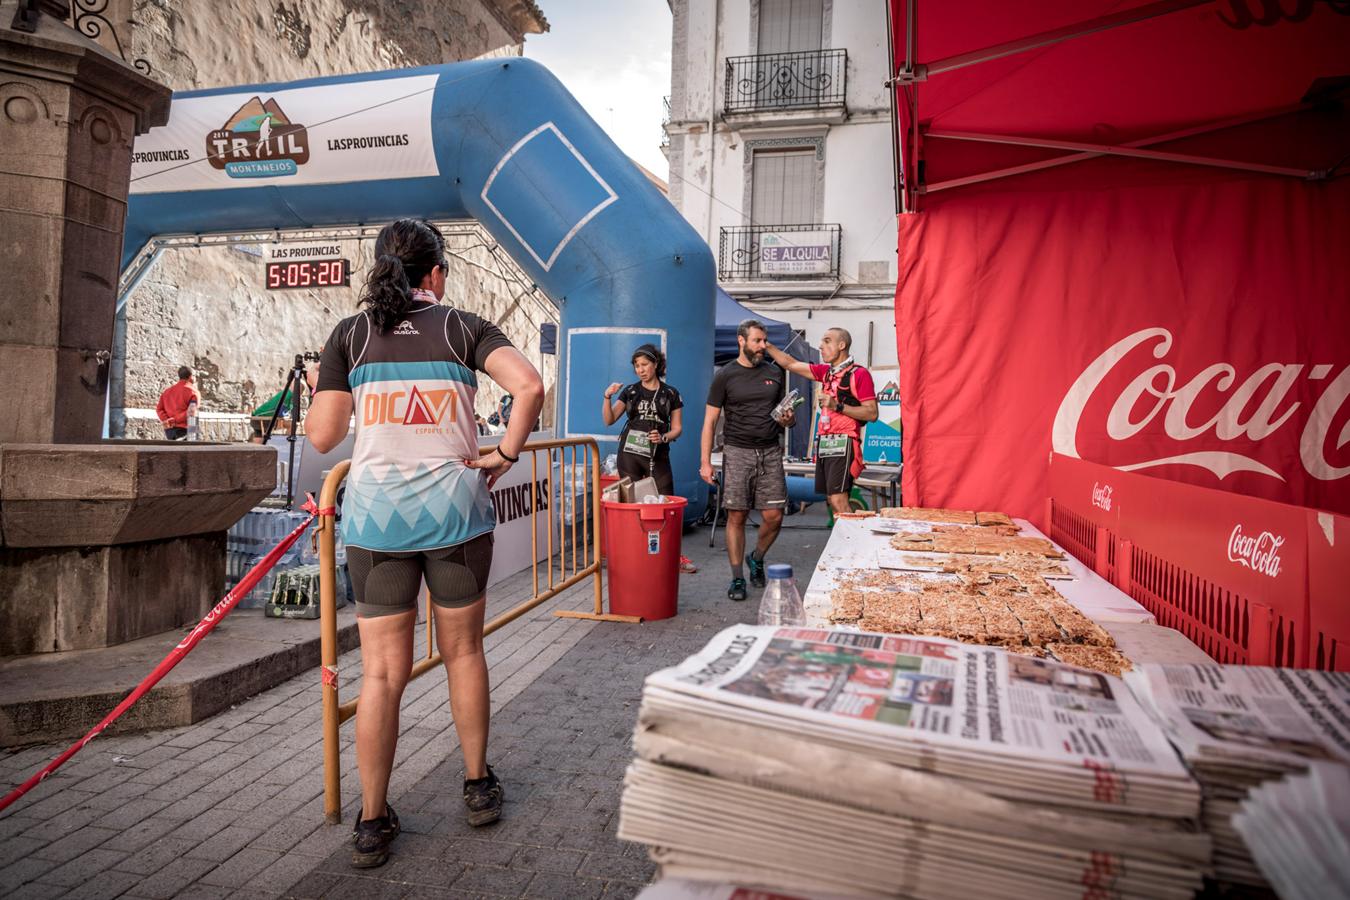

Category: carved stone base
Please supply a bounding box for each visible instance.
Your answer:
[0,533,225,655]
[0,442,275,653]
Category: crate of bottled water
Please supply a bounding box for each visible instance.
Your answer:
[226,508,347,610]
[264,563,350,619]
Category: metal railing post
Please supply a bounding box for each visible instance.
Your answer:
[591,439,604,614]
[319,459,350,824]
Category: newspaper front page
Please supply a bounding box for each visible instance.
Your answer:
[1125,664,1350,768]
[648,625,1189,780]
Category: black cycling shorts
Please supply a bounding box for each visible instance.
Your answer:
[346,532,493,618]
[814,438,858,497]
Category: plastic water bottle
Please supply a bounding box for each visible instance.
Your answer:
[186,400,199,441]
[758,564,805,627]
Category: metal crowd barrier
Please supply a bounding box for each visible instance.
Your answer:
[316,437,638,823]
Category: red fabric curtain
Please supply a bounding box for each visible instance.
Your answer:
[897,162,1350,522]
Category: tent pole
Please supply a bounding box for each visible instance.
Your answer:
[904,0,914,67]
[923,101,1318,192]
[925,129,1318,180]
[886,0,902,215]
[919,0,1212,79]
[907,0,919,211]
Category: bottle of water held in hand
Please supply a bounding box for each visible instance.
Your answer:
[758,563,805,627]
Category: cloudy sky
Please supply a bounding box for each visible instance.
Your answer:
[524,1,673,178]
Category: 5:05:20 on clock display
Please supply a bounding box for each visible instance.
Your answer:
[265,258,351,290]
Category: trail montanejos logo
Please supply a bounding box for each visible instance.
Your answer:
[207,97,310,179]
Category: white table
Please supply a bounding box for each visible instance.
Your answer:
[801,517,1211,666]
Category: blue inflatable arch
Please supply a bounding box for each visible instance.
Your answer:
[123,58,714,517]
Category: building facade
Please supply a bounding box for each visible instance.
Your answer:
[110,0,550,440]
[665,0,898,380]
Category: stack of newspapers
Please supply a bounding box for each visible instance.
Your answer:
[1125,664,1350,893]
[1234,763,1350,900]
[619,625,1210,899]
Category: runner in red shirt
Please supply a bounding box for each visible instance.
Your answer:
[155,366,199,440]
[765,328,878,516]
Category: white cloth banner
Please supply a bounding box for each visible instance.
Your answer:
[484,432,554,588]
[130,74,440,194]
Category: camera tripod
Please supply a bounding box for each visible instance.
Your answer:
[262,352,320,509]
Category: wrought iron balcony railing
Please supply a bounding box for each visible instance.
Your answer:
[724,49,846,115]
[719,224,841,281]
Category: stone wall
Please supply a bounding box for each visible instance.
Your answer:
[116,0,554,440]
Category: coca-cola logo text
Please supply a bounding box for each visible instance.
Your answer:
[1052,328,1350,483]
[1227,525,1285,578]
[1091,482,1113,511]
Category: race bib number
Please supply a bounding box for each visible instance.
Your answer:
[818,434,849,458]
[623,429,654,458]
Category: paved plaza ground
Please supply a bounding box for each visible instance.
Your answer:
[0,511,832,899]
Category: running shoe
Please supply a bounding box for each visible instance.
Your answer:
[351,804,399,868]
[679,555,698,574]
[728,577,748,601]
[747,554,766,588]
[464,766,504,827]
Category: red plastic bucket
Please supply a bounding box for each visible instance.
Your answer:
[597,475,621,561]
[603,495,687,621]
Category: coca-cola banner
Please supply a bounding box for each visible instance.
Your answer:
[1048,453,1315,666]
[896,169,1350,522]
[1047,453,1121,534]
[1307,511,1350,670]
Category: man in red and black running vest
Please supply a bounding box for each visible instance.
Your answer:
[765,329,878,517]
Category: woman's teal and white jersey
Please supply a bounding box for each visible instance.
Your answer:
[317,301,513,552]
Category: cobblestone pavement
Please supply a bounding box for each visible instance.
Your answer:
[0,513,830,899]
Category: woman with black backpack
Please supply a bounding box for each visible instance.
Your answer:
[601,343,684,495]
[601,343,696,573]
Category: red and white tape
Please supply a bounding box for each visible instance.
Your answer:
[0,498,335,814]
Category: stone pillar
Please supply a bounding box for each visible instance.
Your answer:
[0,0,170,443]
[0,5,277,660]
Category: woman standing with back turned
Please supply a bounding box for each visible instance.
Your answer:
[304,219,544,868]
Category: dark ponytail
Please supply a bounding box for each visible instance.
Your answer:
[360,219,447,332]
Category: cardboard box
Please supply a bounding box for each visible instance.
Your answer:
[627,476,660,503]
[604,477,630,504]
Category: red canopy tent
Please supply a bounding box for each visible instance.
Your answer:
[886,0,1350,522]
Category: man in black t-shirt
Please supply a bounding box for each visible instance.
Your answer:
[700,319,795,602]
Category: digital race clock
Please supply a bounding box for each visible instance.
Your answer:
[265,258,350,290]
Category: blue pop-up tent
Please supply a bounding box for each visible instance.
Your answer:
[714,288,817,459]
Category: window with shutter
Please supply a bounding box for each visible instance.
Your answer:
[751,149,817,226]
[757,0,824,54]
[753,0,827,110]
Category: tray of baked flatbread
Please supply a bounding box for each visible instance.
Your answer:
[820,565,1133,677]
